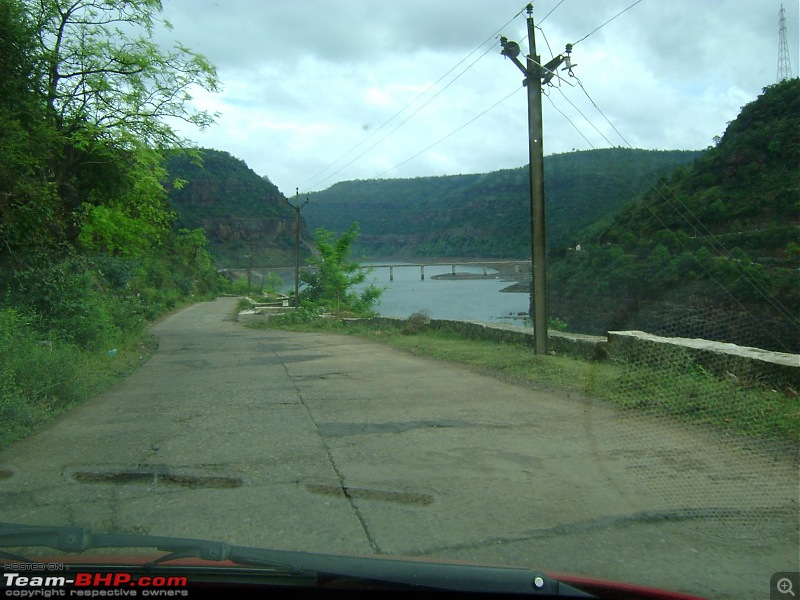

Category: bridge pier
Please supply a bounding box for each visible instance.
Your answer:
[389,266,394,281]
[420,265,425,280]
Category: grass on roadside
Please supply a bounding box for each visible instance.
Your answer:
[0,311,159,450]
[250,315,800,445]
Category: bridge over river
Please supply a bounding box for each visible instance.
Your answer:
[222,260,531,282]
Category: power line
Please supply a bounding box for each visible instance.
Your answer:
[554,86,612,146]
[306,41,502,191]
[301,0,637,190]
[375,86,523,178]
[543,90,594,148]
[300,5,528,191]
[571,74,799,330]
[303,1,574,190]
[636,189,799,345]
[551,75,800,342]
[572,0,645,46]
[536,25,555,61]
[539,0,568,25]
[574,78,631,147]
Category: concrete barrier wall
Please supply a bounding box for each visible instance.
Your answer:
[426,319,607,361]
[607,330,799,389]
[346,317,606,359]
[346,317,798,389]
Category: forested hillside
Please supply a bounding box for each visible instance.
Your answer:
[304,148,701,258]
[0,0,223,446]
[548,79,800,352]
[165,149,301,267]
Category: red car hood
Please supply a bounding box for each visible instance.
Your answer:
[1,554,704,599]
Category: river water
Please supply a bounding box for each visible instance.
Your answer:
[358,263,530,325]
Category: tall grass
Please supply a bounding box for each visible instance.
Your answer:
[0,308,158,448]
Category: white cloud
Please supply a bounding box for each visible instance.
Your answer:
[155,0,800,196]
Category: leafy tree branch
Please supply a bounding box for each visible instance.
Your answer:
[300,223,382,316]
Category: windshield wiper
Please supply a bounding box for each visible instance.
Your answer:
[0,522,594,596]
[0,523,293,571]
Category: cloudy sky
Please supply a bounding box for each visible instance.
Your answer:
[155,0,799,197]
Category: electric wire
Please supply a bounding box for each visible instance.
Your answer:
[554,86,614,146]
[542,6,794,334]
[300,0,796,348]
[376,86,524,178]
[570,75,799,332]
[528,56,576,89]
[309,1,558,189]
[536,25,555,62]
[306,41,501,191]
[543,90,594,148]
[299,0,622,191]
[636,186,800,346]
[572,0,645,46]
[526,24,577,90]
[549,74,799,344]
[575,78,632,147]
[300,5,528,192]
[539,0,568,25]
[374,0,574,178]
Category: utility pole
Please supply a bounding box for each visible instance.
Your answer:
[288,188,308,308]
[246,240,253,296]
[524,4,548,356]
[501,4,576,354]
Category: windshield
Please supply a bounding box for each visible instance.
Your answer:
[1,1,798,599]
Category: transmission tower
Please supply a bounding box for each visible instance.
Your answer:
[777,4,793,82]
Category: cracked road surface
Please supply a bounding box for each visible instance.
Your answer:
[1,298,797,598]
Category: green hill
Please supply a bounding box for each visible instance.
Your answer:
[165,149,303,267]
[304,148,701,258]
[548,79,800,352]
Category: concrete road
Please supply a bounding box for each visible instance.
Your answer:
[1,297,797,598]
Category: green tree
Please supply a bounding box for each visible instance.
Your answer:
[28,0,220,242]
[77,147,177,256]
[0,0,61,255]
[300,224,381,315]
[34,0,219,145]
[0,0,225,447]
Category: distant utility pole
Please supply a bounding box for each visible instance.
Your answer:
[777,4,793,82]
[246,240,254,296]
[288,188,308,308]
[500,4,575,354]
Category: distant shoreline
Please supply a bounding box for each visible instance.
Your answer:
[423,261,529,292]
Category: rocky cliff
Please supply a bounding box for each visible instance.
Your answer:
[165,149,305,267]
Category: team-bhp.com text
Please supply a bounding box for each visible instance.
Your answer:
[4,573,188,597]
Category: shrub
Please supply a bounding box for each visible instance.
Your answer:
[8,257,120,350]
[0,309,85,447]
[403,310,431,335]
